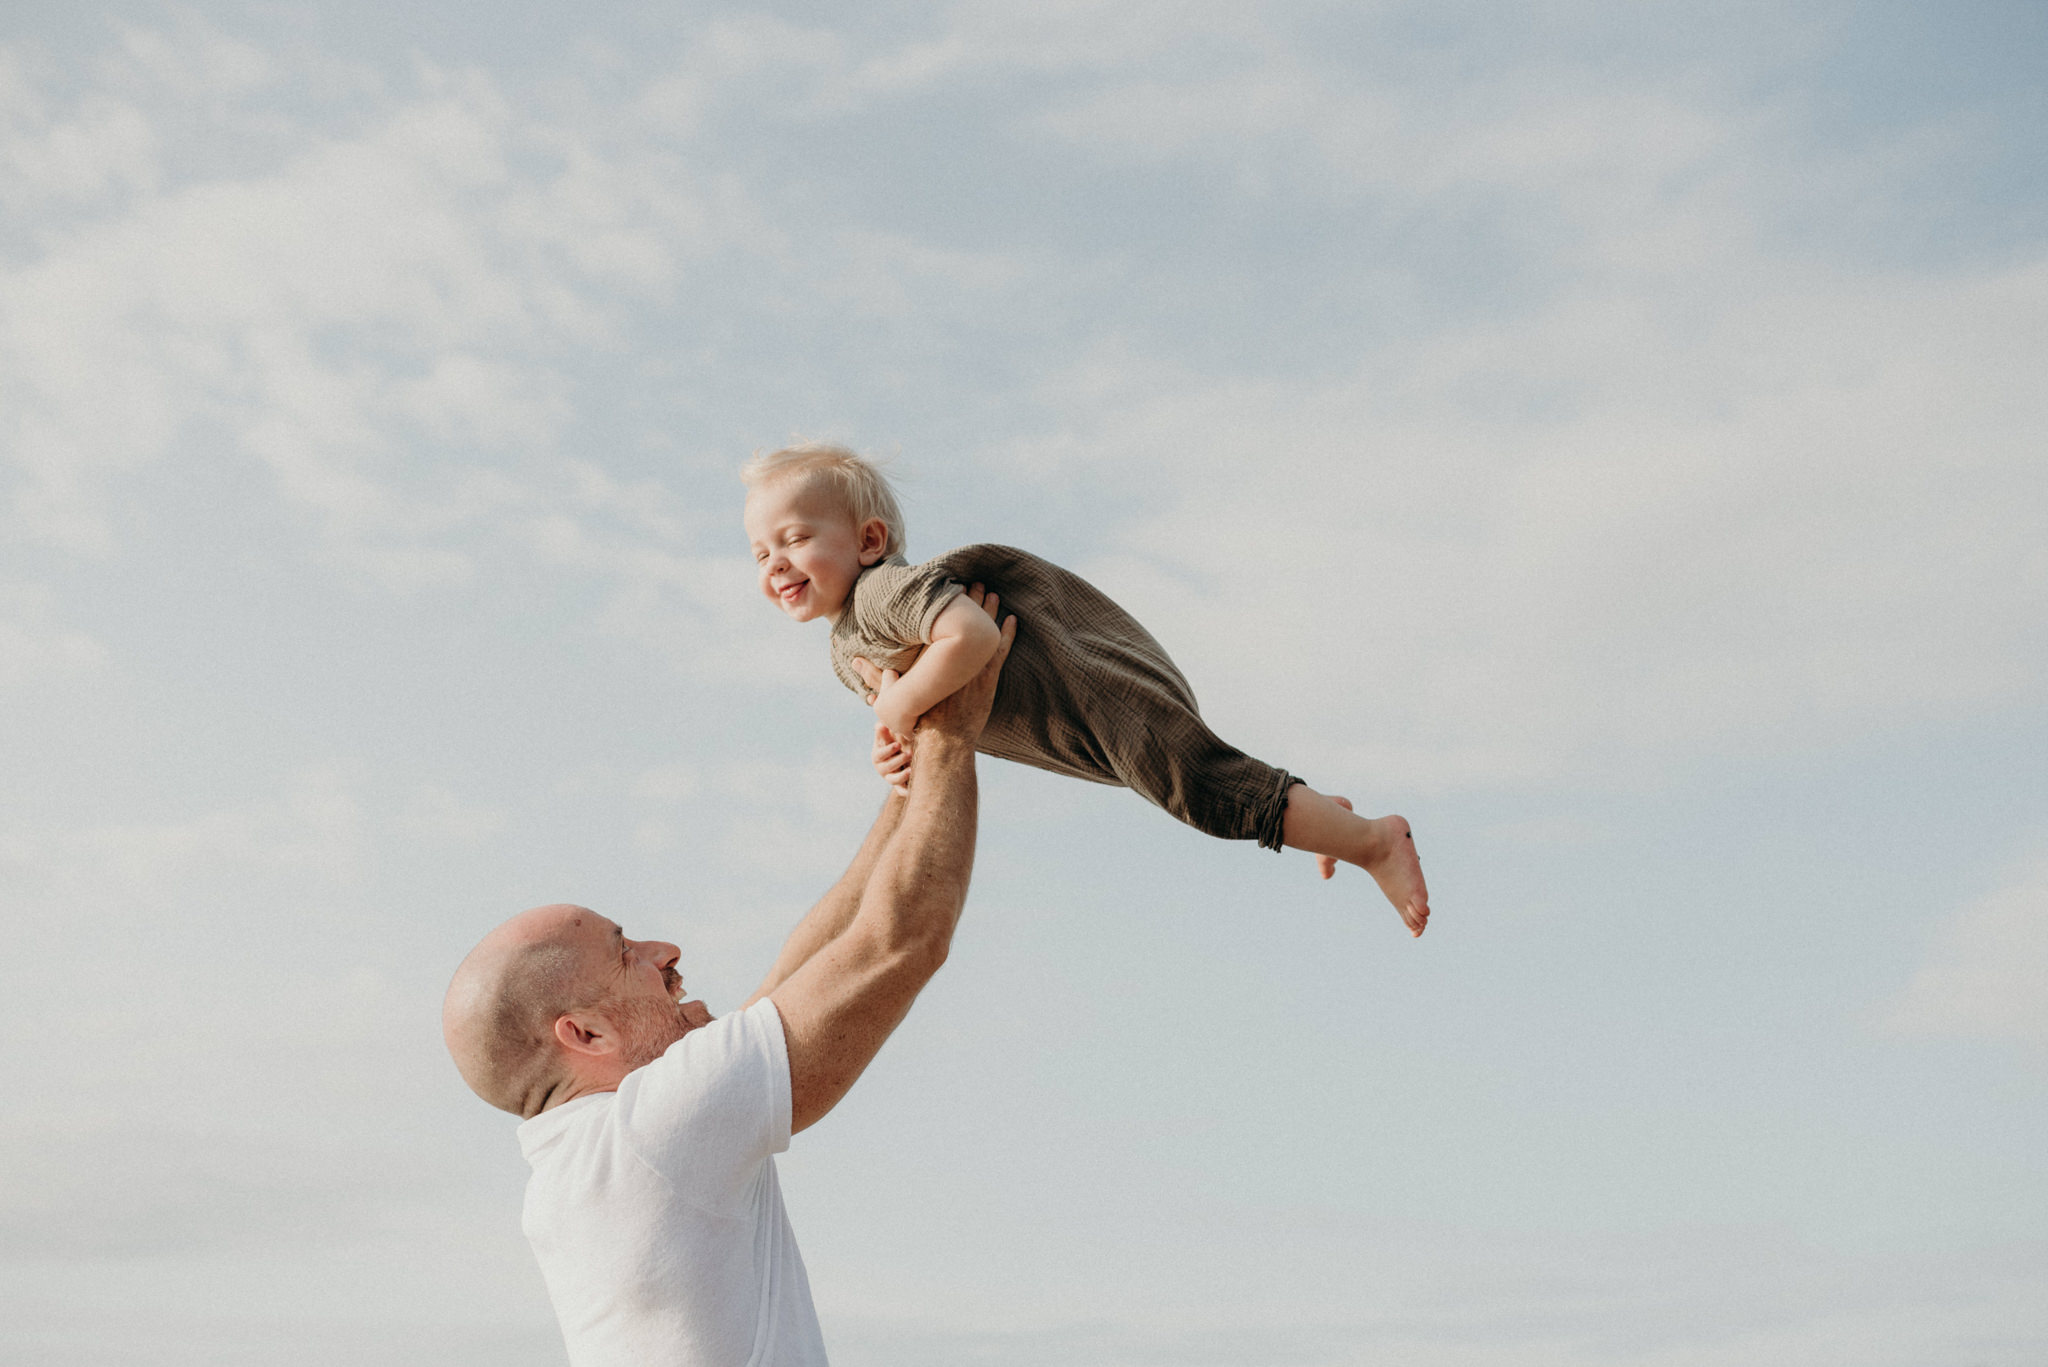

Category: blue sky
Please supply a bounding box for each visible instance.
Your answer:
[3,3,2045,1363]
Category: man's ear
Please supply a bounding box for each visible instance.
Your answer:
[554,1011,616,1058]
[856,518,890,566]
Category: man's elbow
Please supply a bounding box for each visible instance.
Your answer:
[893,926,950,980]
[848,914,954,988]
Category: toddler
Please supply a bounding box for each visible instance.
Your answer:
[741,443,1430,935]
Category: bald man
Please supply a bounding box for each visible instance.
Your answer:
[443,593,1015,1366]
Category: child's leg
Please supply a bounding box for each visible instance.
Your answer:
[1311,796,1354,880]
[1280,784,1431,937]
[1090,693,1431,937]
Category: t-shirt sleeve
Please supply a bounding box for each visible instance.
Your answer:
[612,998,793,1210]
[851,559,966,651]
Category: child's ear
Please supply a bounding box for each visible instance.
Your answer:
[857,518,890,566]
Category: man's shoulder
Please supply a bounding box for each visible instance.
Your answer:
[615,1000,791,1154]
[523,1001,790,1216]
[517,1090,613,1164]
[521,1003,786,1143]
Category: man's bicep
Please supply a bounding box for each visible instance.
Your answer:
[769,925,931,1134]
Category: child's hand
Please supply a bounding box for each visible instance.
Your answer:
[869,673,924,740]
[850,659,926,740]
[871,721,914,795]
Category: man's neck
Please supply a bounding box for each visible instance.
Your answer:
[539,1015,714,1112]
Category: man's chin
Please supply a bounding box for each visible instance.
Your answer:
[613,996,710,1072]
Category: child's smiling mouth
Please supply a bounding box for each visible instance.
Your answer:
[777,580,809,607]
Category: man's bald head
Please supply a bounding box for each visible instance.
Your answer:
[443,904,610,1118]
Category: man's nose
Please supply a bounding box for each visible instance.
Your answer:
[645,940,681,968]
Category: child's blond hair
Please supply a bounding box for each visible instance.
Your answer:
[740,442,907,559]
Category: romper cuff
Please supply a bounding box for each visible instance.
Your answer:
[1255,769,1301,852]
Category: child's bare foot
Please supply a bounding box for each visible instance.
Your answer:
[1282,784,1432,936]
[1360,814,1429,937]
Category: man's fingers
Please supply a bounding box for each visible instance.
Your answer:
[961,584,1003,623]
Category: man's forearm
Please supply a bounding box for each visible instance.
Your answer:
[852,733,978,964]
[770,597,1009,1134]
[747,793,907,1004]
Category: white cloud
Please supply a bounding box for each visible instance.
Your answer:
[0,580,104,684]
[0,20,1044,633]
[0,79,157,210]
[1887,857,2048,1050]
[0,763,519,1263]
[605,2,2039,788]
[993,196,2048,789]
[813,1213,2048,1367]
[625,752,878,879]
[0,31,704,562]
[0,763,367,917]
[399,784,507,846]
[2,7,2044,1362]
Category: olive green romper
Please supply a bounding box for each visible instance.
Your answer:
[829,545,1298,849]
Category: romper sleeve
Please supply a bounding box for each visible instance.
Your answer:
[850,557,967,649]
[831,557,969,694]
[610,997,792,1214]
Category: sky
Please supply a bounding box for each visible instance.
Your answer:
[2,1,2045,1363]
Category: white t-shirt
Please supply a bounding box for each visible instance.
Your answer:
[517,998,828,1367]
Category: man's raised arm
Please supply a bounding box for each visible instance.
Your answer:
[766,596,1014,1134]
[743,785,905,1008]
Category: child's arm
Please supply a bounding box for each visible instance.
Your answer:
[870,592,1002,739]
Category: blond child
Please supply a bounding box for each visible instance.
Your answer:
[741,443,1431,935]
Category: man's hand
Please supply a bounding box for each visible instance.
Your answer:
[871,719,913,795]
